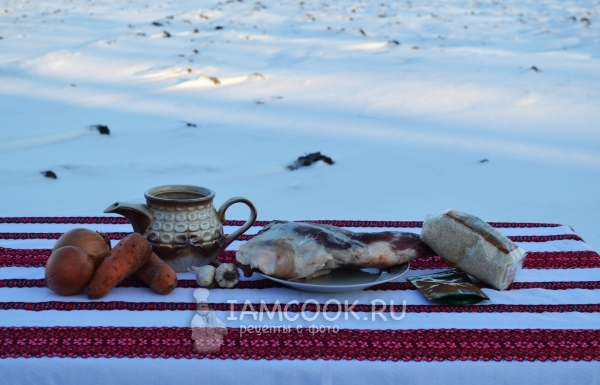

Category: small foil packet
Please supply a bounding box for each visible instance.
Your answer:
[407,269,490,305]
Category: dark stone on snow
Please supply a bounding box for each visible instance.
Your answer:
[288,152,335,170]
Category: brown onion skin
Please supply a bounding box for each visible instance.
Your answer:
[53,228,111,270]
[45,246,95,296]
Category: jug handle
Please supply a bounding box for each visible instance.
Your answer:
[217,197,258,249]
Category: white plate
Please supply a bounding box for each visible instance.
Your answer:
[257,263,410,293]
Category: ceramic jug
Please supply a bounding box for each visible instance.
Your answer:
[104,185,257,272]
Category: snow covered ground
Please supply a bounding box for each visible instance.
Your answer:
[0,0,599,251]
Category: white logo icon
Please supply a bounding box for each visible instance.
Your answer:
[191,288,227,353]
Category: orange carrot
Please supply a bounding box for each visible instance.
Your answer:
[134,252,178,295]
[88,233,152,299]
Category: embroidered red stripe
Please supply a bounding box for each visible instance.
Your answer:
[2,278,600,292]
[0,232,130,240]
[0,217,564,228]
[409,252,600,270]
[1,249,599,269]
[235,234,583,243]
[0,232,585,245]
[0,327,597,361]
[0,217,129,224]
[1,301,599,313]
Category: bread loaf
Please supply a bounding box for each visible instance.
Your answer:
[420,209,526,290]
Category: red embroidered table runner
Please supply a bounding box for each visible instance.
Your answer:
[1,217,599,384]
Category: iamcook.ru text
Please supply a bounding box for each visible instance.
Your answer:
[226,299,407,322]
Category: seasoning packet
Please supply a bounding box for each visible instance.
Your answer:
[407,269,490,305]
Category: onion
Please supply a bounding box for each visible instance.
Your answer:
[45,246,95,296]
[53,228,111,269]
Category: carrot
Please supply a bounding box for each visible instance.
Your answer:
[133,252,178,295]
[88,233,152,299]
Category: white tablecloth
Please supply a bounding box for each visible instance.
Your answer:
[1,217,599,384]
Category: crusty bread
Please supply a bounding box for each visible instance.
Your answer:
[420,209,526,290]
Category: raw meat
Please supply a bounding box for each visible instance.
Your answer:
[236,221,436,280]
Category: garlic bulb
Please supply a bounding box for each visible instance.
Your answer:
[215,263,240,288]
[189,265,216,287]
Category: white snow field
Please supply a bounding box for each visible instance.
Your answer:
[0,0,599,250]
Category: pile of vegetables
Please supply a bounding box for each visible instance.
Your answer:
[46,228,178,298]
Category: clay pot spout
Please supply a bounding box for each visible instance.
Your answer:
[104,202,153,234]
